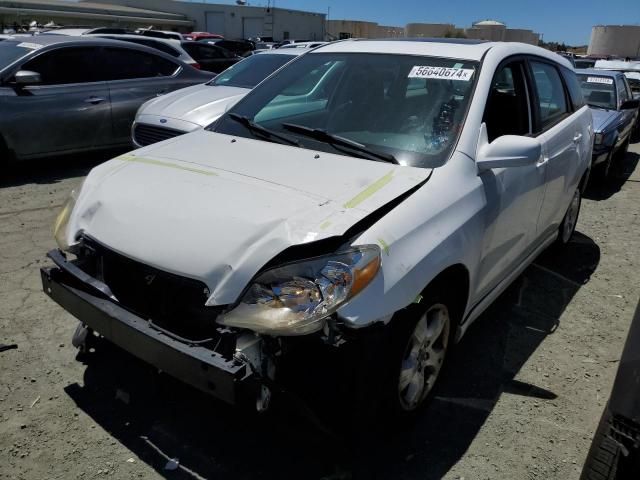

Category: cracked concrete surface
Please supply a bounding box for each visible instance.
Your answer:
[0,146,639,480]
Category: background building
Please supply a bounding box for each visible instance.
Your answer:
[0,0,192,31]
[326,18,539,45]
[405,23,455,38]
[326,19,378,40]
[466,20,539,44]
[588,25,640,58]
[88,0,325,40]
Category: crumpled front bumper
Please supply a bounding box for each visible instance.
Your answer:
[40,251,258,405]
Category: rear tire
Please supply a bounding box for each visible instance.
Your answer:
[581,411,622,480]
[556,187,581,245]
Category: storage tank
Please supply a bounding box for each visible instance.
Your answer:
[468,19,506,41]
[588,25,640,58]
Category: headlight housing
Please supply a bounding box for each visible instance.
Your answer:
[594,132,604,145]
[217,246,382,336]
[53,182,83,251]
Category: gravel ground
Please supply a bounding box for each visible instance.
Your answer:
[1,144,639,480]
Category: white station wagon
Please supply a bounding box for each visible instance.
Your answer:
[43,39,592,416]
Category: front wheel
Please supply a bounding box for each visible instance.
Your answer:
[381,294,454,416]
[557,187,581,245]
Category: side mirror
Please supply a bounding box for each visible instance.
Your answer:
[621,99,640,110]
[14,70,42,86]
[476,124,542,171]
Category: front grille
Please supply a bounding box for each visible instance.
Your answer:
[133,123,185,147]
[78,237,227,345]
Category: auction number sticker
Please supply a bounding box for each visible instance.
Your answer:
[587,76,613,85]
[17,42,42,50]
[409,66,475,81]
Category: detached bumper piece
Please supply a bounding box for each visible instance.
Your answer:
[41,251,256,405]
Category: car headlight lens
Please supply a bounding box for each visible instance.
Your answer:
[217,246,381,336]
[594,133,604,145]
[53,183,83,251]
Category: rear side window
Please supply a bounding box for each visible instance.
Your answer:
[21,47,97,85]
[530,61,569,130]
[100,47,179,80]
[560,67,586,110]
[104,37,180,58]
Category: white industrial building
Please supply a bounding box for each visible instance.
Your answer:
[0,0,326,41]
[0,0,192,31]
[87,0,326,40]
[588,25,640,59]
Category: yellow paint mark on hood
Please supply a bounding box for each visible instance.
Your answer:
[343,171,394,209]
[116,154,217,177]
[377,238,390,256]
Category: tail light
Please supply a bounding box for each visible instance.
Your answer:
[192,63,201,70]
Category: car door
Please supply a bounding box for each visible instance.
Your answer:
[616,75,636,142]
[475,59,547,297]
[529,59,585,237]
[99,46,183,144]
[1,45,111,158]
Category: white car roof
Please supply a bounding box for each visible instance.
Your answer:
[255,49,306,57]
[313,39,573,68]
[41,28,92,36]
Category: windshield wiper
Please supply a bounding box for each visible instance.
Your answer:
[228,113,300,147]
[281,123,399,165]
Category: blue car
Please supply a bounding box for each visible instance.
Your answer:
[576,69,639,180]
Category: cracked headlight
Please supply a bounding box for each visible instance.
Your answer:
[217,246,381,336]
[53,182,83,251]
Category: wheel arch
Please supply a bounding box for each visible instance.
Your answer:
[415,263,471,332]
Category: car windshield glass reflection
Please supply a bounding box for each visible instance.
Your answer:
[578,74,617,110]
[212,54,293,89]
[211,53,479,168]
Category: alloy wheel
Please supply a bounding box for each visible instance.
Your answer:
[398,303,450,411]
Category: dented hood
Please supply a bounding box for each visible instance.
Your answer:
[70,130,431,305]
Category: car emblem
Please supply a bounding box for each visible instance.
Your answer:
[160,119,168,124]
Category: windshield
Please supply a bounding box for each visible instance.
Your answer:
[211,52,479,168]
[212,53,295,89]
[0,41,37,69]
[577,74,617,110]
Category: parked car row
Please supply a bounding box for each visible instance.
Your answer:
[41,39,595,420]
[0,35,213,162]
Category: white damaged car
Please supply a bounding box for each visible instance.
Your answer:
[43,39,592,416]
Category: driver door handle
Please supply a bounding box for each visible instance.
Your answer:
[84,96,105,105]
[573,132,583,143]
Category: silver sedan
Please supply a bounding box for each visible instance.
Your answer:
[0,35,213,162]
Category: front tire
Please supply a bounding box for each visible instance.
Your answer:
[396,302,451,412]
[379,291,454,416]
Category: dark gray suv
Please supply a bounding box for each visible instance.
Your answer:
[0,36,213,162]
